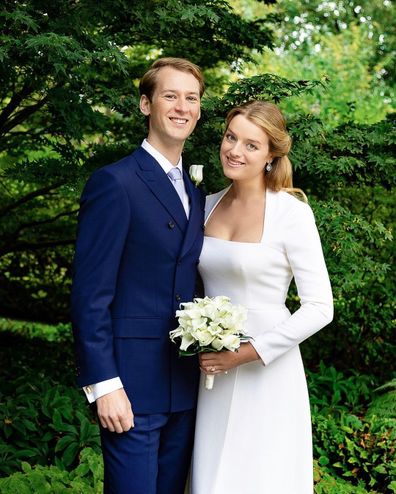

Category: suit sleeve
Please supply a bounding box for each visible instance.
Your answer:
[71,168,130,387]
[251,201,334,366]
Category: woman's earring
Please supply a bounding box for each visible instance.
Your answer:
[265,161,273,173]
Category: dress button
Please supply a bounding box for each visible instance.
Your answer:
[168,221,175,229]
[175,294,181,301]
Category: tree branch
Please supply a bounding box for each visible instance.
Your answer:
[15,208,79,236]
[0,97,49,137]
[0,85,35,131]
[0,181,65,217]
[0,239,75,258]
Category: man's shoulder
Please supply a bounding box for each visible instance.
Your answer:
[98,149,140,177]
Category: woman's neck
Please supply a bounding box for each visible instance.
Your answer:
[230,178,266,202]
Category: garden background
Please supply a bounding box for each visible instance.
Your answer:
[0,0,395,492]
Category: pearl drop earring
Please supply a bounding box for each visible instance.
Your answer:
[265,161,273,173]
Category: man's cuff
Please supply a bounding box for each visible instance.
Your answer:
[83,377,123,403]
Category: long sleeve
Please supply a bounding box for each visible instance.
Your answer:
[83,377,124,403]
[251,200,333,366]
[71,168,131,387]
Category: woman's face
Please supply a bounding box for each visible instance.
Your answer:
[220,114,272,184]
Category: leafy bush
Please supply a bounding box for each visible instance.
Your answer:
[308,365,396,491]
[0,330,76,389]
[0,378,99,476]
[307,363,374,415]
[314,461,374,494]
[0,328,99,476]
[0,447,103,493]
[312,412,396,493]
[0,318,72,343]
[367,379,396,420]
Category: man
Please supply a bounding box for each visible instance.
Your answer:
[71,58,205,494]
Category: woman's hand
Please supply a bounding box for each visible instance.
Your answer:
[199,342,261,375]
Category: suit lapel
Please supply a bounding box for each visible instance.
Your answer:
[134,147,188,231]
[180,169,203,258]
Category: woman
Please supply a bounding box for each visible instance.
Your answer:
[191,101,333,493]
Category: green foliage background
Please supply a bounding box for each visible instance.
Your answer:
[0,0,395,492]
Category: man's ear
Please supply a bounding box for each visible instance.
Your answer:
[140,95,151,116]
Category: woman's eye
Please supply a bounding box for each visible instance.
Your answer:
[246,143,257,151]
[226,133,236,142]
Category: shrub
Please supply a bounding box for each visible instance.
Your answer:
[0,447,103,493]
[312,412,396,493]
[314,460,375,493]
[0,378,100,476]
[367,379,396,420]
[307,363,374,415]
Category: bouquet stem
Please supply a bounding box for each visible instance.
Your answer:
[205,374,215,390]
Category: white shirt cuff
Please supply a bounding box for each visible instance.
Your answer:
[83,377,123,403]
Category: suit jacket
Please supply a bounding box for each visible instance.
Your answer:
[71,146,205,414]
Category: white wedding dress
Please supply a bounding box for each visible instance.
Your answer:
[190,187,333,494]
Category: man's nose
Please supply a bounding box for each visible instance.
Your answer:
[174,98,188,112]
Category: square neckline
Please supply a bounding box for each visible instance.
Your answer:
[204,185,269,245]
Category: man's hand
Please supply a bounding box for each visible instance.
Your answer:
[96,388,134,433]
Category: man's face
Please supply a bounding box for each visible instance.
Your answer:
[140,67,201,149]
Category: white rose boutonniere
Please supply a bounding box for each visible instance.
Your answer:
[189,165,204,187]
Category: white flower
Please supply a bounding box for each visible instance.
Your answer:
[170,295,249,390]
[180,333,196,351]
[220,333,241,351]
[189,165,204,186]
[170,295,248,352]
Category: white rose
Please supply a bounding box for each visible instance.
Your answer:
[189,165,204,186]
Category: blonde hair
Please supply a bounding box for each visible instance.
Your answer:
[225,101,307,202]
[139,57,205,101]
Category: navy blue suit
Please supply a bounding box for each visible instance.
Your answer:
[71,146,204,492]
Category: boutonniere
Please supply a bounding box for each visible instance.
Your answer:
[189,165,204,187]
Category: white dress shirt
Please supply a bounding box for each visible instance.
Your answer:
[142,139,190,217]
[83,140,189,403]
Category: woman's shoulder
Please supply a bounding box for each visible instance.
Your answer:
[205,187,230,208]
[272,189,309,207]
[270,189,313,221]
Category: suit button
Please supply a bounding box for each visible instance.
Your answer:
[168,221,175,229]
[177,258,182,265]
[175,294,181,301]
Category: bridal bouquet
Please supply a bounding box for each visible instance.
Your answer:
[169,296,249,389]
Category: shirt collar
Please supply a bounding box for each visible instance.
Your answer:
[141,139,183,175]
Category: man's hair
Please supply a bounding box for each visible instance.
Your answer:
[139,57,205,101]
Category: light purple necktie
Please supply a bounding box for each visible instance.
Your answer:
[167,167,184,204]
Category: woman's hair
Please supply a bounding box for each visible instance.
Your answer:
[225,100,307,202]
[139,57,205,101]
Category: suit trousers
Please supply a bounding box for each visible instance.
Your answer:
[100,409,196,494]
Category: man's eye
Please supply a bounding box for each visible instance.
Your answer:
[164,94,176,99]
[187,96,199,102]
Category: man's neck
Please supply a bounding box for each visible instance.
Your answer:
[145,137,184,166]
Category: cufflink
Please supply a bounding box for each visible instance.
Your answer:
[84,385,93,394]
